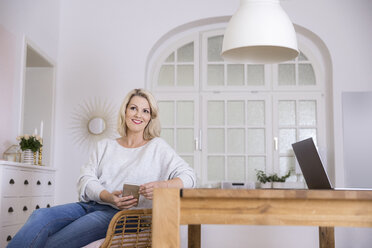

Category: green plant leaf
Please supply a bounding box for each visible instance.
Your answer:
[19,136,42,152]
[256,169,291,183]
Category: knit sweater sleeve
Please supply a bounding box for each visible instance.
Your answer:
[76,140,107,202]
[157,139,196,188]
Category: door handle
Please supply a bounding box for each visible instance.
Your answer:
[274,137,278,151]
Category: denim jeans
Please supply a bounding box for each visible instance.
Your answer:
[7,201,119,248]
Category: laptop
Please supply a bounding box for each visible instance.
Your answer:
[292,138,371,190]
[292,138,333,189]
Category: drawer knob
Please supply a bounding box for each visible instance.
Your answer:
[48,181,52,185]
[36,205,40,209]
[23,206,28,211]
[37,180,41,185]
[7,235,12,242]
[8,207,14,213]
[47,204,51,208]
[9,179,15,185]
[24,180,29,185]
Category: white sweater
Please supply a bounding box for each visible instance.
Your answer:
[77,137,196,209]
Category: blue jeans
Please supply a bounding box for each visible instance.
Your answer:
[7,201,119,248]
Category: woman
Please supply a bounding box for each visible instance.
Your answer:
[8,88,196,248]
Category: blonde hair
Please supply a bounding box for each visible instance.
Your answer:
[117,88,161,140]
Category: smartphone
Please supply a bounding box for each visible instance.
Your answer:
[123,184,140,206]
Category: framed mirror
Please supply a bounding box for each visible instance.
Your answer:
[22,41,55,166]
[88,117,106,135]
[71,98,117,152]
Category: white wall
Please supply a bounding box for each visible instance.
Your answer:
[1,0,372,247]
[0,24,17,155]
[0,0,60,153]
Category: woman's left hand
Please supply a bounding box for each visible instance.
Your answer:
[139,181,168,200]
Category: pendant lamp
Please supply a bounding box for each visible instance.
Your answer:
[221,0,299,64]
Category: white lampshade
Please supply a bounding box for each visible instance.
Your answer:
[221,0,299,64]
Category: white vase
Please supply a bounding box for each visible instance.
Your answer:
[22,149,33,164]
[259,182,272,189]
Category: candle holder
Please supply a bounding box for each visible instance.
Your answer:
[38,146,43,165]
[33,151,37,165]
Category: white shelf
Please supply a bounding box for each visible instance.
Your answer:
[0,160,55,171]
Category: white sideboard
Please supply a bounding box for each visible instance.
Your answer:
[0,160,55,247]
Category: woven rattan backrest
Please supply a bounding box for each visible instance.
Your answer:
[100,209,152,248]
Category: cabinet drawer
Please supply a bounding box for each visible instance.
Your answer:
[18,170,34,197]
[1,198,20,225]
[31,172,55,196]
[18,197,33,223]
[2,169,35,197]
[31,196,54,211]
[43,196,54,209]
[42,172,55,196]
[1,169,22,197]
[0,224,22,248]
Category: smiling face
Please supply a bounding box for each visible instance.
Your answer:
[125,96,151,135]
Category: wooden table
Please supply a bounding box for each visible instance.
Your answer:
[152,188,372,248]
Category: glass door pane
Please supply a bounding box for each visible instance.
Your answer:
[227,101,245,125]
[247,65,265,86]
[177,101,194,126]
[278,64,295,85]
[273,51,317,90]
[227,156,245,181]
[227,64,244,86]
[207,36,224,62]
[227,128,245,154]
[158,101,174,125]
[208,156,225,181]
[207,65,224,86]
[247,101,265,125]
[203,31,268,90]
[207,128,225,153]
[203,95,269,184]
[158,65,174,86]
[177,42,194,62]
[156,38,198,90]
[298,100,316,126]
[207,101,224,125]
[247,128,265,154]
[273,94,321,177]
[177,65,194,86]
[156,95,199,181]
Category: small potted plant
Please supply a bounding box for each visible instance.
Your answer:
[16,134,42,164]
[256,170,291,188]
[256,170,272,188]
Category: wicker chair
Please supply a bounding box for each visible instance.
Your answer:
[100,209,152,248]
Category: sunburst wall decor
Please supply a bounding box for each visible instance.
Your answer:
[70,98,117,152]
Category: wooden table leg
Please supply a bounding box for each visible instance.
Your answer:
[188,224,201,248]
[153,188,181,248]
[319,226,335,248]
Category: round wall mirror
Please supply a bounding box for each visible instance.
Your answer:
[88,117,106,135]
[71,98,116,152]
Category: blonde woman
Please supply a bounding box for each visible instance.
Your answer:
[8,89,196,248]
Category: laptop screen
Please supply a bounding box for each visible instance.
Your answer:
[292,138,332,189]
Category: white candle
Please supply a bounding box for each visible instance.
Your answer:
[40,121,44,138]
[34,128,38,135]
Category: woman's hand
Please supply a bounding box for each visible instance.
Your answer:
[139,178,184,200]
[139,181,168,200]
[100,190,138,210]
